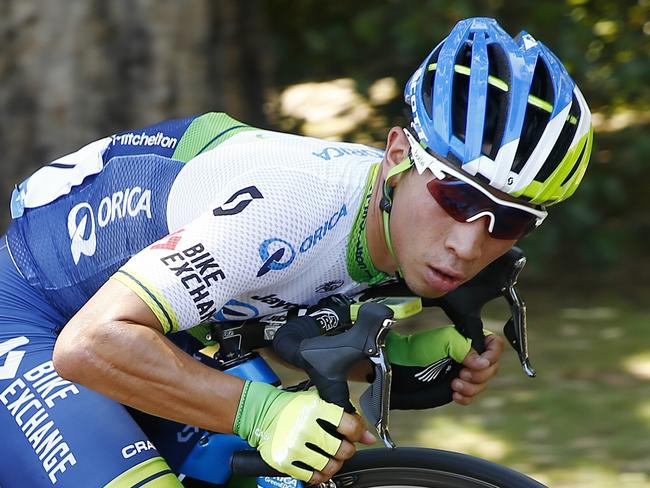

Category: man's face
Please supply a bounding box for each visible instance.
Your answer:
[389,167,517,298]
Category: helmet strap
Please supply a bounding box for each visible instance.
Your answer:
[379,157,413,276]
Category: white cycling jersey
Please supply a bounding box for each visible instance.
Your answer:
[6,113,389,333]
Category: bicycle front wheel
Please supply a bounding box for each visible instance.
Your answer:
[329,448,547,488]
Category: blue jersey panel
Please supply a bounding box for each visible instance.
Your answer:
[103,115,197,161]
[7,155,184,318]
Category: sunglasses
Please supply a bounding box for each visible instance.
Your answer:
[403,129,547,240]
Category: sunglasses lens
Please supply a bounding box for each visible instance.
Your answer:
[426,176,538,240]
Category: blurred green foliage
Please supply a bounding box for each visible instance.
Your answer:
[264,0,650,286]
[265,0,650,109]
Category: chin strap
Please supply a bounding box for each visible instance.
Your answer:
[379,157,413,277]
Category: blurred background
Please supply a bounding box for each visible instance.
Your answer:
[1,1,648,486]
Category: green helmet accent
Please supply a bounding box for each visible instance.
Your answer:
[511,124,594,205]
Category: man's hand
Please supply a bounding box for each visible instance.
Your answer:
[386,326,505,410]
[451,334,505,405]
[310,412,376,484]
[233,381,375,483]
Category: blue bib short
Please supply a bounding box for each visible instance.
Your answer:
[0,240,183,487]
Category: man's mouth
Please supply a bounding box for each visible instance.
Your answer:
[425,265,466,293]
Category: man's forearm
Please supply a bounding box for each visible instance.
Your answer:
[53,319,244,434]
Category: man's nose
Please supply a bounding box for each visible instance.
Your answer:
[445,217,489,261]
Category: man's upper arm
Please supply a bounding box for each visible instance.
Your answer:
[86,276,165,332]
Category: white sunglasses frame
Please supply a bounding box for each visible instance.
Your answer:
[403,129,548,232]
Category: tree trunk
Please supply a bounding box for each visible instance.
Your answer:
[0,0,271,228]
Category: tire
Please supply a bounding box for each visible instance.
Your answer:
[327,448,547,488]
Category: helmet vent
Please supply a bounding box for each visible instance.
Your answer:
[422,46,443,120]
[539,93,582,182]
[511,59,553,174]
[450,43,473,144]
[484,43,511,160]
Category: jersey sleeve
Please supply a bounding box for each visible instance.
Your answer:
[112,227,222,334]
[111,167,350,333]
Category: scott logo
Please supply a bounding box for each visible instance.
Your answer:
[0,336,29,380]
[67,187,152,264]
[257,238,296,277]
[213,186,263,216]
[177,426,200,444]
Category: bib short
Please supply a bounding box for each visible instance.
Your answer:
[0,239,182,487]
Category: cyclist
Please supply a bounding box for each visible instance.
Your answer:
[0,17,592,487]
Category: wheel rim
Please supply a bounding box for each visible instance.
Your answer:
[332,467,503,488]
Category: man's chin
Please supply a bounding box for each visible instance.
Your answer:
[404,266,468,298]
[402,274,453,299]
[419,288,449,299]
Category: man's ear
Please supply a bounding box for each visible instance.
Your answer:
[382,127,410,187]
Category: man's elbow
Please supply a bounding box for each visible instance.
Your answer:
[53,321,105,383]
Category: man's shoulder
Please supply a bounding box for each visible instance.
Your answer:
[112,111,386,166]
[103,112,250,163]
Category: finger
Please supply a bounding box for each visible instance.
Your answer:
[360,428,377,445]
[337,412,376,444]
[452,377,487,398]
[333,439,356,461]
[304,448,344,484]
[452,391,474,406]
[310,470,329,485]
[462,349,490,369]
[481,334,505,364]
[460,361,500,384]
[309,457,345,484]
[316,397,345,427]
[463,335,505,369]
[320,456,344,479]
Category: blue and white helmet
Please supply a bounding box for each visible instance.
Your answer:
[405,17,593,205]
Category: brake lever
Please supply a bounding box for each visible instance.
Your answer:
[295,303,398,447]
[501,255,536,377]
[359,317,396,448]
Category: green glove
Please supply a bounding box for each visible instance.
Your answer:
[385,325,475,367]
[233,381,344,481]
[385,326,494,409]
